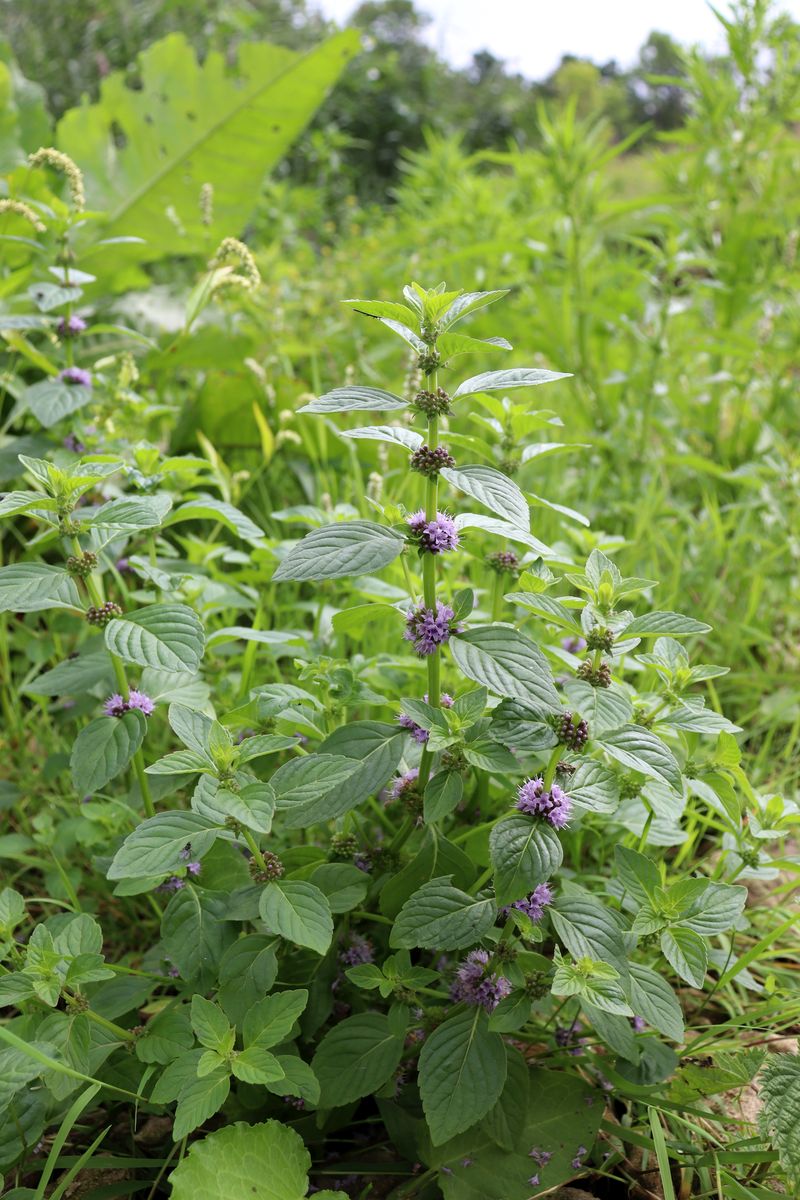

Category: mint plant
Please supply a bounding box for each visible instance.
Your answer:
[0,258,773,1198]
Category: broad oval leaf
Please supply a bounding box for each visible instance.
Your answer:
[0,563,81,614]
[489,816,563,906]
[258,881,333,955]
[390,876,495,950]
[24,379,93,427]
[298,386,407,413]
[418,1007,507,1145]
[451,626,561,712]
[272,521,405,582]
[441,464,529,531]
[108,812,220,880]
[70,710,146,795]
[169,1119,311,1200]
[105,604,205,673]
[313,1013,405,1107]
[340,425,423,452]
[623,611,712,637]
[453,367,571,399]
[599,724,682,792]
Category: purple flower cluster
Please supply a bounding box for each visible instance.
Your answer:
[561,635,587,654]
[59,366,92,388]
[397,692,454,743]
[516,777,572,829]
[390,768,419,799]
[529,1147,553,1167]
[57,314,87,338]
[407,509,460,554]
[404,601,461,657]
[103,689,155,718]
[450,949,511,1012]
[339,935,374,967]
[63,433,85,453]
[503,882,554,923]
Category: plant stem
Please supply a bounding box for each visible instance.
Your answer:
[543,746,561,790]
[242,828,267,873]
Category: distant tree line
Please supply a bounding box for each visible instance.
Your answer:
[3,0,697,199]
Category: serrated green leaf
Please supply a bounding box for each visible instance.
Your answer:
[419,1007,506,1145]
[453,367,571,398]
[0,563,81,613]
[299,386,407,413]
[243,990,308,1050]
[660,927,707,988]
[390,876,495,950]
[70,710,146,795]
[313,1013,404,1107]
[107,811,219,880]
[273,520,404,582]
[489,816,563,905]
[623,611,712,637]
[441,464,529,531]
[451,626,560,711]
[259,881,333,955]
[105,604,205,672]
[599,724,682,791]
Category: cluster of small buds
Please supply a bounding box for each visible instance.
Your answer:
[283,1095,305,1110]
[516,777,572,829]
[59,366,92,388]
[65,992,89,1012]
[450,949,512,1012]
[398,692,454,743]
[417,348,441,375]
[250,851,284,882]
[354,845,399,874]
[632,704,655,728]
[413,387,451,417]
[103,689,155,718]
[409,444,455,477]
[57,314,88,338]
[59,517,84,536]
[619,775,643,800]
[586,626,615,652]
[492,940,517,964]
[330,832,358,860]
[578,658,612,688]
[486,549,520,574]
[500,456,521,476]
[441,746,468,772]
[199,182,214,226]
[208,236,261,290]
[404,601,462,656]
[339,935,374,967]
[66,550,97,578]
[0,199,46,233]
[28,148,85,210]
[524,971,550,999]
[557,711,589,750]
[86,601,122,626]
[406,509,460,554]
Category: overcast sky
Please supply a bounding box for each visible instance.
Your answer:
[315,0,800,78]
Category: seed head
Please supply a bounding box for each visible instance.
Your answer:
[487,550,519,574]
[409,444,455,477]
[557,711,589,749]
[86,601,122,627]
[413,387,451,417]
[0,199,46,233]
[28,148,85,211]
[577,659,612,688]
[66,550,97,578]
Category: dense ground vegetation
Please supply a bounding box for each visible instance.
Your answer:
[0,1,799,1198]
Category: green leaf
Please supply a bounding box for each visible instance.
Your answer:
[231,1045,285,1084]
[272,521,405,582]
[191,996,233,1052]
[89,495,172,541]
[135,1009,194,1065]
[105,604,205,672]
[298,386,408,413]
[615,846,661,905]
[453,367,571,398]
[567,760,620,814]
[243,991,309,1050]
[341,425,423,452]
[676,881,747,936]
[451,626,561,711]
[70,710,146,794]
[599,725,682,791]
[551,894,629,977]
[271,754,362,811]
[145,749,211,776]
[482,1045,530,1149]
[166,497,265,545]
[259,881,333,955]
[173,1070,231,1141]
[440,464,529,531]
[759,1053,800,1187]
[434,1069,600,1198]
[313,1014,405,1108]
[162,887,236,991]
[107,811,219,880]
[0,563,81,613]
[23,647,113,698]
[660,927,708,988]
[627,963,684,1043]
[268,1055,320,1105]
[505,591,581,632]
[440,289,509,328]
[419,1007,506,1144]
[309,864,369,913]
[623,611,712,637]
[454,512,553,556]
[59,32,359,262]
[23,379,93,427]
[424,771,463,823]
[490,816,563,905]
[390,877,495,950]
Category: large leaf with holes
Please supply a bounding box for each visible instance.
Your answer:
[58,32,358,262]
[104,604,204,672]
